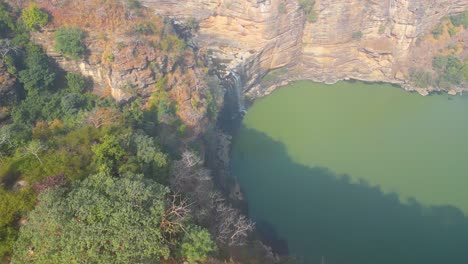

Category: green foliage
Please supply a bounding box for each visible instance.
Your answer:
[122,99,144,128]
[149,77,176,121]
[205,89,218,120]
[298,0,317,22]
[66,73,87,93]
[130,133,169,181]
[409,68,434,88]
[450,11,468,28]
[13,173,172,263]
[18,44,56,96]
[134,22,155,35]
[160,35,186,53]
[378,24,385,34]
[126,0,142,10]
[431,23,444,39]
[352,31,363,40]
[278,3,287,14]
[21,3,48,31]
[0,2,15,36]
[0,188,34,258]
[180,226,217,263]
[432,55,464,87]
[91,135,125,175]
[54,27,85,60]
[448,26,458,37]
[186,17,200,33]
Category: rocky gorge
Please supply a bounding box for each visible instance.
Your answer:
[141,0,467,97]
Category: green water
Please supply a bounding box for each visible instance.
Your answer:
[231,81,468,264]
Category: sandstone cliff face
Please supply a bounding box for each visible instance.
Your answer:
[141,0,467,96]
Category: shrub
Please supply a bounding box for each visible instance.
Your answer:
[278,3,287,14]
[431,23,444,39]
[378,24,385,34]
[0,3,15,35]
[134,23,155,35]
[21,3,48,31]
[180,226,217,263]
[298,0,317,22]
[448,26,458,37]
[409,68,434,88]
[450,11,468,28]
[54,27,85,60]
[352,31,363,39]
[66,73,87,93]
[432,55,464,87]
[126,0,141,10]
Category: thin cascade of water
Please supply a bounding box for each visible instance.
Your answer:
[226,71,246,116]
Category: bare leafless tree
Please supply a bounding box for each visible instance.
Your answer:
[0,131,12,146]
[161,193,192,240]
[21,141,46,164]
[181,150,203,168]
[0,39,19,62]
[170,149,255,246]
[209,192,255,246]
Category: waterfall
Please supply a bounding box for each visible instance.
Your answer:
[226,71,246,115]
[217,69,247,133]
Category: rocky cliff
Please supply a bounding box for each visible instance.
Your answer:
[141,0,467,96]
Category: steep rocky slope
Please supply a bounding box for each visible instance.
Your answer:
[9,0,220,130]
[142,0,467,96]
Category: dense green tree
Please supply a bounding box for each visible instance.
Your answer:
[21,3,48,31]
[65,73,87,93]
[61,93,84,115]
[13,173,172,263]
[91,135,125,175]
[131,133,169,180]
[180,225,217,263]
[0,188,34,258]
[54,27,85,60]
[18,44,55,95]
[0,2,15,36]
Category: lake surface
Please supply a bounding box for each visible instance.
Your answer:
[231,81,468,264]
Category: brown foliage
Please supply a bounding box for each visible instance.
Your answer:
[86,107,122,128]
[33,173,65,193]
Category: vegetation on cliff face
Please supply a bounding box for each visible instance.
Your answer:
[410,55,467,89]
[298,0,317,22]
[411,14,466,90]
[21,3,48,31]
[0,1,254,262]
[54,27,85,60]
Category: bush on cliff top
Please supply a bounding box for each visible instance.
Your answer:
[21,3,48,31]
[54,27,85,60]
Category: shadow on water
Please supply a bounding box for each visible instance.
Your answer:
[231,126,468,264]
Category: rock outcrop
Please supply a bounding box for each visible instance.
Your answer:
[141,0,468,96]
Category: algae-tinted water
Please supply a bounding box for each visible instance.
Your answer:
[231,81,468,264]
